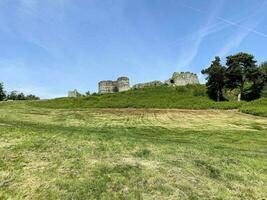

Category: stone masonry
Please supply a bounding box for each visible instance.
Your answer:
[68,89,81,97]
[165,72,199,86]
[99,77,130,94]
[70,72,199,96]
[132,81,163,89]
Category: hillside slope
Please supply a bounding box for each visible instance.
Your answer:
[31,85,240,109]
[27,85,267,117]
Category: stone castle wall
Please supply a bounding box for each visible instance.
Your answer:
[132,81,163,89]
[71,71,198,96]
[99,77,130,94]
[98,81,118,94]
[165,72,199,86]
[117,77,130,92]
[68,89,81,97]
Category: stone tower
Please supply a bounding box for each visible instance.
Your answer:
[98,76,130,94]
[117,77,130,92]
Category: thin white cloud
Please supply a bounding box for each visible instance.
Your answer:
[217,2,267,57]
[170,21,224,47]
[217,16,267,38]
[13,0,75,56]
[170,8,266,48]
[182,2,267,38]
[174,0,225,70]
[174,0,267,70]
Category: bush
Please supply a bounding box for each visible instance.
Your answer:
[193,87,206,97]
[175,86,187,93]
[239,98,267,117]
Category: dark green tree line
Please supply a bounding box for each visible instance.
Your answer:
[0,82,40,101]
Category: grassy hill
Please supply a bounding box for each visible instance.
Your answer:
[31,85,240,109]
[29,84,267,117]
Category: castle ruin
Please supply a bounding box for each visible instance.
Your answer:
[132,72,199,90]
[69,72,199,96]
[132,81,163,89]
[99,77,130,94]
[68,89,81,97]
[165,72,199,86]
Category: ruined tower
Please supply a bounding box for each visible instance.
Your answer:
[117,77,130,92]
[98,81,117,94]
[68,89,81,97]
[165,72,199,86]
[98,76,130,94]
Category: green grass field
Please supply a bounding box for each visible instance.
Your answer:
[1,101,267,199]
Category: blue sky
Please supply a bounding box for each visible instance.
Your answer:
[0,0,267,98]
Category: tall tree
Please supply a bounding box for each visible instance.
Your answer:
[0,82,6,101]
[202,56,225,101]
[85,91,91,96]
[26,94,40,100]
[259,62,267,98]
[6,91,22,100]
[225,52,257,101]
[259,61,267,82]
[261,84,267,98]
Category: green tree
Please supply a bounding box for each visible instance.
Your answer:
[244,67,266,100]
[261,84,267,98]
[258,62,267,98]
[0,82,6,101]
[26,94,40,100]
[7,91,19,100]
[259,61,267,82]
[225,52,257,101]
[6,91,26,100]
[202,56,226,101]
[85,91,90,96]
[17,92,25,100]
